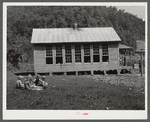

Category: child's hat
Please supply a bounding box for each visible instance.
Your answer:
[18,75,24,79]
[28,74,32,78]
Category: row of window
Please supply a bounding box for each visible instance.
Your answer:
[46,44,109,64]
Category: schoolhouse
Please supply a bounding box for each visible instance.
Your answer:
[31,25,131,75]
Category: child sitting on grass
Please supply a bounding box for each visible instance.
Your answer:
[24,74,33,90]
[33,74,48,88]
[16,75,24,89]
[41,75,48,89]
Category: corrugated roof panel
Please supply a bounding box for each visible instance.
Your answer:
[84,29,91,42]
[31,27,121,44]
[82,31,88,42]
[101,30,108,41]
[106,28,112,41]
[107,28,113,40]
[75,32,80,42]
[111,28,120,41]
[102,30,107,41]
[94,33,100,41]
[109,28,115,40]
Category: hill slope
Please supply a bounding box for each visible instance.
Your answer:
[7,6,145,70]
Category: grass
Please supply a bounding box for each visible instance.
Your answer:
[7,71,145,110]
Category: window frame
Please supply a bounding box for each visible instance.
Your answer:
[84,45,91,63]
[55,45,63,64]
[65,45,72,63]
[93,45,100,63]
[75,45,82,63]
[102,44,109,62]
[45,46,53,64]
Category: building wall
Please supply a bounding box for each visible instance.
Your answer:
[34,42,119,73]
[109,42,119,65]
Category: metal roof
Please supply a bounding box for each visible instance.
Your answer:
[119,44,132,49]
[31,27,121,44]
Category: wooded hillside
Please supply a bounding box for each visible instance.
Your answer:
[7,6,145,70]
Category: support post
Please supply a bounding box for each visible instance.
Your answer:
[99,44,102,63]
[72,45,75,64]
[76,71,78,76]
[104,70,106,76]
[90,45,93,64]
[52,46,56,64]
[91,70,94,76]
[81,45,84,64]
[117,69,120,75]
[62,45,65,65]
[141,53,143,76]
[49,72,52,76]
[125,49,127,66]
[130,50,132,74]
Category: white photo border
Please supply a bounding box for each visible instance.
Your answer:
[3,2,148,120]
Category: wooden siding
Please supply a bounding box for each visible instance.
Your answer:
[109,42,119,65]
[34,42,119,73]
[34,45,45,72]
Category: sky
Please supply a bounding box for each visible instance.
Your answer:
[115,6,145,20]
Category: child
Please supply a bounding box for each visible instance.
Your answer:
[24,74,33,90]
[16,75,24,89]
[33,74,41,86]
[41,75,48,88]
[33,74,48,87]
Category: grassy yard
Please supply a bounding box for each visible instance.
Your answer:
[7,71,145,110]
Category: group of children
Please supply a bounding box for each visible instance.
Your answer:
[16,74,48,90]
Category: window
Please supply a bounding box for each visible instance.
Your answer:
[46,46,53,64]
[102,44,109,62]
[65,45,72,63]
[93,45,100,62]
[75,45,81,62]
[84,45,91,63]
[56,46,63,64]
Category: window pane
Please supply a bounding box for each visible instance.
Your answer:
[102,50,108,56]
[84,56,90,63]
[46,57,53,64]
[84,45,90,56]
[93,45,99,55]
[66,55,72,63]
[102,56,109,62]
[56,46,62,57]
[93,55,100,62]
[75,55,81,62]
[46,46,52,57]
[56,57,63,64]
